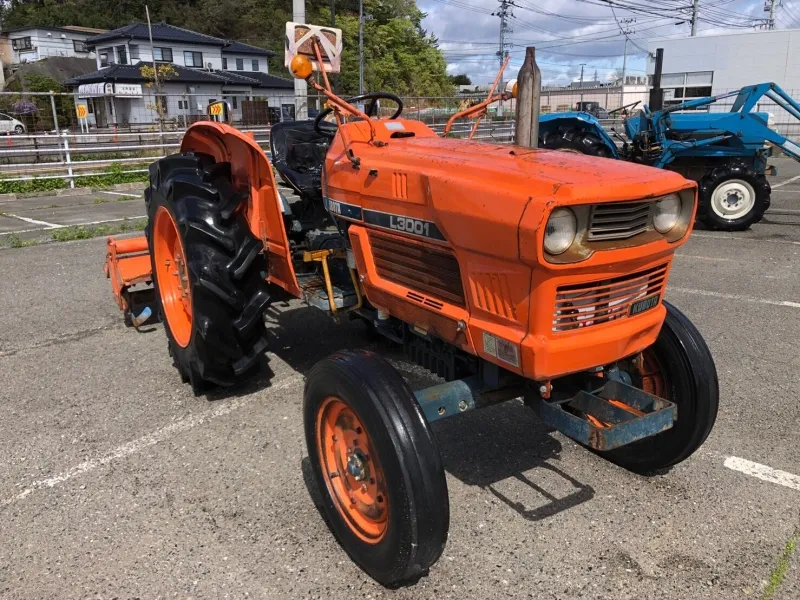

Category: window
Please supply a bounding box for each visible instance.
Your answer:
[99,48,111,67]
[129,45,140,60]
[659,71,714,110]
[153,47,173,62]
[73,40,88,53]
[251,59,259,71]
[184,51,203,68]
[224,96,239,109]
[222,57,228,70]
[281,104,296,121]
[236,58,243,70]
[11,37,33,51]
[116,45,127,65]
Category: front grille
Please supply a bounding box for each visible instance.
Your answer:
[588,201,653,241]
[369,229,465,306]
[552,264,668,332]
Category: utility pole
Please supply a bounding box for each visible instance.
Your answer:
[618,18,634,108]
[691,0,699,36]
[293,0,307,120]
[767,0,778,30]
[579,63,586,108]
[359,0,364,94]
[493,0,512,116]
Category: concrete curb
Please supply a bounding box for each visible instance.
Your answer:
[56,187,92,196]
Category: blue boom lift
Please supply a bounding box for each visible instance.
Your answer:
[538,82,800,231]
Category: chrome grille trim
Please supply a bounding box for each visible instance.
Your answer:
[588,201,653,241]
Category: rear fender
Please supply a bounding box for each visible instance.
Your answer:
[539,112,619,158]
[181,122,301,298]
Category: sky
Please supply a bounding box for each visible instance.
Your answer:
[416,0,800,86]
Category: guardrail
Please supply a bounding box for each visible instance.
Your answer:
[3,116,797,190]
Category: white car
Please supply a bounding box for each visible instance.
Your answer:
[0,113,26,134]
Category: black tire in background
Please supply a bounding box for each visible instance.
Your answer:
[146,152,271,394]
[697,164,771,231]
[304,350,450,587]
[539,126,615,158]
[601,301,719,473]
[14,125,24,134]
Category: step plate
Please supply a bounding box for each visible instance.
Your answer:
[533,379,677,451]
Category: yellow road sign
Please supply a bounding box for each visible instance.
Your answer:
[75,104,88,119]
[209,102,224,116]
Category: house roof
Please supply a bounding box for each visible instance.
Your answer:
[230,71,294,89]
[86,22,272,56]
[222,40,272,56]
[2,25,107,36]
[64,61,293,89]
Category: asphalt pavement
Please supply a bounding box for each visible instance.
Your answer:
[0,159,799,599]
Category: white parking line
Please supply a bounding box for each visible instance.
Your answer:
[773,174,800,188]
[669,287,800,309]
[99,191,141,198]
[2,213,61,229]
[675,253,737,262]
[0,373,303,507]
[724,457,800,492]
[0,215,147,236]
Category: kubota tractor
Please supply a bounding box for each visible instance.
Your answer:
[105,23,719,586]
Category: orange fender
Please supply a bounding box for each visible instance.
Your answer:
[180,121,301,298]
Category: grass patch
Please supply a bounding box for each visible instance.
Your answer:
[92,197,109,204]
[50,218,148,242]
[761,529,799,600]
[1,232,38,248]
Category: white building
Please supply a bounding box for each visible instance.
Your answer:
[646,28,800,107]
[66,23,295,128]
[0,26,105,64]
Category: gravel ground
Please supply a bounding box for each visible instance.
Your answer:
[0,160,798,599]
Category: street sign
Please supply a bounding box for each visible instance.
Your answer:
[75,104,88,119]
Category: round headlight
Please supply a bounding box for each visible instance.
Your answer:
[653,194,682,233]
[544,208,577,255]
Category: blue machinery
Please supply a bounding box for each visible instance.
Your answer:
[540,82,800,170]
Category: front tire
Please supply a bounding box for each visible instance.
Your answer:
[601,301,719,473]
[146,152,271,394]
[698,165,770,230]
[14,125,24,134]
[540,126,615,157]
[304,350,449,587]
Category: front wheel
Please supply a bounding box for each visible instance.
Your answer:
[304,350,449,587]
[601,301,719,473]
[698,165,770,231]
[14,125,24,134]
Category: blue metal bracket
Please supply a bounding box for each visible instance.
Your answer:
[531,380,676,451]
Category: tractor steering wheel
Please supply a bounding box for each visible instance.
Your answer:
[313,92,404,138]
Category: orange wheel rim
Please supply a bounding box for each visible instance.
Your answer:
[637,349,669,399]
[316,396,389,544]
[153,206,193,348]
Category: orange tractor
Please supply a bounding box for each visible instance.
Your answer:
[106,23,718,586]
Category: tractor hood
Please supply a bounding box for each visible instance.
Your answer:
[394,136,690,203]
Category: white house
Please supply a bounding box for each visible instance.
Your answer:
[66,22,295,128]
[646,28,800,107]
[0,26,105,65]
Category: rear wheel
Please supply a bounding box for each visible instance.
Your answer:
[540,126,615,157]
[600,301,719,473]
[304,350,449,586]
[147,152,271,394]
[698,165,770,230]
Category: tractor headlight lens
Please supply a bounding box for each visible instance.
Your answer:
[544,208,577,255]
[653,194,682,233]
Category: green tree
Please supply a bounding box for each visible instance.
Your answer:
[448,74,472,85]
[0,0,455,97]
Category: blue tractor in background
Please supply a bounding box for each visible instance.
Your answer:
[538,83,800,231]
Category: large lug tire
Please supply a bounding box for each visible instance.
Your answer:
[697,165,770,231]
[146,152,271,395]
[304,350,449,587]
[601,301,719,473]
[539,126,615,158]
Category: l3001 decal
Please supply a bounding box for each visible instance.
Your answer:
[324,198,447,242]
